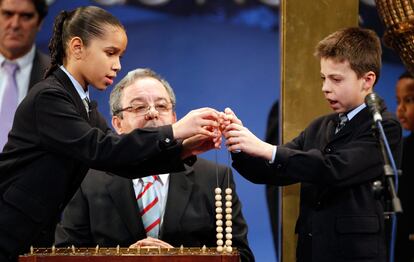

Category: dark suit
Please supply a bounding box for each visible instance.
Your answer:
[25,48,52,247]
[395,132,414,262]
[55,158,254,262]
[232,107,402,262]
[29,49,50,89]
[264,101,280,258]
[0,68,189,261]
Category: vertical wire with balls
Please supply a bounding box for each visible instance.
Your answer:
[215,150,233,253]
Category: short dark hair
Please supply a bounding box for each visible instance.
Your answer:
[0,0,49,22]
[315,27,382,85]
[398,71,414,80]
[32,0,48,22]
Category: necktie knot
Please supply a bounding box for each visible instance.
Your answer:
[82,97,90,116]
[335,113,348,134]
[140,175,158,186]
[2,61,19,76]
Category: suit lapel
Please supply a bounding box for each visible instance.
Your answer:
[53,68,89,121]
[88,101,99,125]
[29,49,49,89]
[329,107,371,142]
[160,166,194,238]
[106,174,145,239]
[326,116,337,141]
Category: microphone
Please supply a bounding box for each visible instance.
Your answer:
[365,93,384,122]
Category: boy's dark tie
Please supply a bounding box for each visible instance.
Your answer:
[335,113,348,134]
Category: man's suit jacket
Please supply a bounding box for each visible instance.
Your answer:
[232,107,402,262]
[0,68,189,261]
[29,49,50,89]
[55,158,254,262]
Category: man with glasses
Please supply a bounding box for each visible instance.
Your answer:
[54,68,254,262]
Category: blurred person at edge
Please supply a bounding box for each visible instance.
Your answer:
[0,0,50,150]
[394,71,414,262]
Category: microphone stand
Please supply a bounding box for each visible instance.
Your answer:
[373,120,402,214]
[372,119,402,262]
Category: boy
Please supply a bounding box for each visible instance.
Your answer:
[395,71,414,262]
[222,27,402,262]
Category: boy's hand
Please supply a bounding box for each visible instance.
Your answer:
[219,107,243,133]
[224,123,274,161]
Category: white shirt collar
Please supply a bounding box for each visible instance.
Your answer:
[133,174,169,186]
[346,103,366,121]
[59,65,90,101]
[0,44,35,69]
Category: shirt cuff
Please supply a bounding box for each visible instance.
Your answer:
[269,145,277,164]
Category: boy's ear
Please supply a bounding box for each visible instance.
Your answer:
[68,37,85,60]
[362,71,376,91]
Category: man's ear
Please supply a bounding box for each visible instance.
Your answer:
[173,111,177,123]
[68,37,84,60]
[112,116,123,134]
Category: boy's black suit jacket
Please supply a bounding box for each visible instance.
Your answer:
[232,107,402,262]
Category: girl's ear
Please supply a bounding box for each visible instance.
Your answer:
[68,37,84,60]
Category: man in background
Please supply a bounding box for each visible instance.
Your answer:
[0,0,50,150]
[55,68,254,262]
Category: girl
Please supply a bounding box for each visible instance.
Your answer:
[0,6,219,261]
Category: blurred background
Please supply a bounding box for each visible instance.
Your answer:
[37,1,405,261]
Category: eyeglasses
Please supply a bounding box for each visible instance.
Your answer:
[114,102,173,116]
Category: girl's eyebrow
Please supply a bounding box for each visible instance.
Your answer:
[105,46,122,53]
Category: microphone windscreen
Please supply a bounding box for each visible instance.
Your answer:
[365,93,385,111]
[365,93,385,122]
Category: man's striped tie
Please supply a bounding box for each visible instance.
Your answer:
[137,175,161,238]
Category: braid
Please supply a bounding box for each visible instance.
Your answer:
[44,10,68,78]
